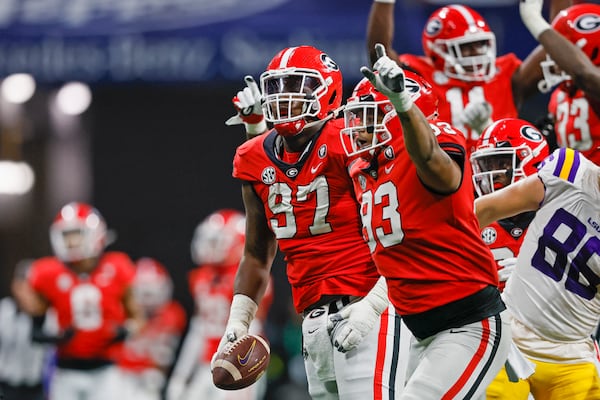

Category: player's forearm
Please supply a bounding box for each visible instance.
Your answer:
[238,184,277,304]
[475,177,543,227]
[400,107,461,192]
[549,0,571,21]
[538,30,600,99]
[234,255,273,305]
[367,2,397,66]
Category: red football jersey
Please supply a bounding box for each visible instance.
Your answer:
[29,252,136,360]
[397,53,522,151]
[117,301,186,371]
[232,119,379,313]
[188,263,273,362]
[348,120,498,315]
[548,87,600,164]
[480,217,531,292]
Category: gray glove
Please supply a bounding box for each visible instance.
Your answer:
[461,100,493,137]
[360,44,413,112]
[225,75,267,135]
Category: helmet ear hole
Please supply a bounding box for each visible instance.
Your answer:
[328,90,337,106]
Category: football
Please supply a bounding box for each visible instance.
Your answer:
[212,334,270,390]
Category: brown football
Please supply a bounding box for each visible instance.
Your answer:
[212,334,270,390]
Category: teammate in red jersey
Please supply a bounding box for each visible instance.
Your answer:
[117,257,186,400]
[520,1,600,165]
[470,119,548,398]
[366,0,568,151]
[166,209,272,400]
[342,44,511,399]
[470,118,549,292]
[219,46,410,399]
[24,202,145,400]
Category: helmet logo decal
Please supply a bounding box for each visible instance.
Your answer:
[404,78,421,97]
[318,144,327,158]
[574,14,600,33]
[520,126,543,142]
[481,227,497,245]
[261,166,276,184]
[425,18,442,36]
[320,54,339,71]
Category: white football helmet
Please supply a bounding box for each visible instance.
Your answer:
[50,202,107,263]
[191,209,246,266]
[133,257,173,313]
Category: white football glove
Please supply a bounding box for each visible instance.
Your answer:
[498,257,518,283]
[461,100,493,137]
[328,277,389,353]
[361,43,413,112]
[519,0,551,40]
[211,294,258,369]
[225,75,267,135]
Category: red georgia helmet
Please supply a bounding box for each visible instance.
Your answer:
[553,4,600,66]
[49,202,107,262]
[191,209,246,266]
[422,5,496,82]
[260,46,343,137]
[340,71,439,157]
[539,4,600,92]
[133,257,173,312]
[470,118,549,196]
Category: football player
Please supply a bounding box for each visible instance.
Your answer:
[470,118,550,292]
[366,0,568,151]
[166,209,272,400]
[25,202,145,400]
[475,146,600,399]
[469,119,549,399]
[520,1,600,165]
[117,257,186,400]
[343,44,511,399]
[219,46,409,399]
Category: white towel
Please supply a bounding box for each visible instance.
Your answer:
[505,342,536,382]
[302,306,335,382]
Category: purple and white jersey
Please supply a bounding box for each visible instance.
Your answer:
[504,148,600,361]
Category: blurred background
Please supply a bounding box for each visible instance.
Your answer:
[0,0,552,398]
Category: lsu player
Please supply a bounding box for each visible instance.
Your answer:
[166,209,272,400]
[341,44,510,399]
[25,202,145,400]
[470,118,550,292]
[475,147,600,399]
[366,0,568,151]
[118,257,186,400]
[220,46,407,399]
[520,0,600,165]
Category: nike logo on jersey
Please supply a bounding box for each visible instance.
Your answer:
[237,340,256,366]
[384,164,394,174]
[308,328,319,334]
[311,162,323,174]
